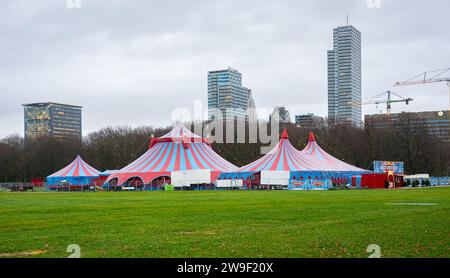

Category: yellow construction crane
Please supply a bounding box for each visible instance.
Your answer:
[394,67,450,109]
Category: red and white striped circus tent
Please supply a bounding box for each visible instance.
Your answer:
[105,123,238,188]
[238,130,368,173]
[219,130,369,189]
[47,155,101,186]
[238,130,325,173]
[300,132,368,172]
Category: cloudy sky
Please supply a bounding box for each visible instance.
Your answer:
[0,0,449,138]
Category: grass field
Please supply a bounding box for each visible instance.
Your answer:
[0,188,449,258]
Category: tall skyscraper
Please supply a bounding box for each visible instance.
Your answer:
[23,102,82,141]
[208,67,255,121]
[328,25,362,126]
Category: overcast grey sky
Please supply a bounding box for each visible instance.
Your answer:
[0,0,449,138]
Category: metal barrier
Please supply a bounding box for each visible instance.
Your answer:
[0,182,47,192]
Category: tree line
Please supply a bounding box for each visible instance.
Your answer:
[0,114,448,182]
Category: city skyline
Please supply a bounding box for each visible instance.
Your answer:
[0,0,449,137]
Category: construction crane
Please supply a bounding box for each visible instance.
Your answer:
[394,67,450,109]
[363,90,413,116]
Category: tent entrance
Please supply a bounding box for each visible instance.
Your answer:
[148,176,171,191]
[122,177,144,191]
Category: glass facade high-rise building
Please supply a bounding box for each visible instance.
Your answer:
[328,25,362,126]
[295,113,325,129]
[23,102,82,141]
[208,68,255,121]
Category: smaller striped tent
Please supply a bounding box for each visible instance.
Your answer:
[47,155,101,186]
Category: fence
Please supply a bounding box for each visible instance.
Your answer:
[430,177,450,186]
[0,182,103,192]
[0,182,48,192]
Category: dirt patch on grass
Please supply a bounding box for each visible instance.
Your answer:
[0,250,47,258]
[178,230,220,236]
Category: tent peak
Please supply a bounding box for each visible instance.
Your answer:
[149,123,210,149]
[309,131,316,142]
[282,129,289,139]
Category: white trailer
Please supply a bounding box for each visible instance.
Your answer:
[261,171,290,186]
[171,169,211,187]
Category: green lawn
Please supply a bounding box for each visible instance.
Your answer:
[0,188,449,258]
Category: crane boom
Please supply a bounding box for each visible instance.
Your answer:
[363,90,413,116]
[395,79,450,86]
[394,67,450,110]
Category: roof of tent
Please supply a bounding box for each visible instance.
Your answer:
[159,124,202,139]
[47,155,100,178]
[300,132,368,172]
[238,130,369,173]
[106,123,238,185]
[148,123,210,149]
[99,170,120,177]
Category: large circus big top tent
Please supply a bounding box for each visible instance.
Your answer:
[220,130,370,189]
[47,155,101,186]
[105,124,238,187]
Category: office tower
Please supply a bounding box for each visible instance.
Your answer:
[328,25,362,126]
[365,110,450,142]
[208,68,254,121]
[270,107,291,123]
[23,102,82,141]
[295,113,325,129]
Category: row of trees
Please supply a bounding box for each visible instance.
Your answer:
[0,126,172,182]
[0,115,448,182]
